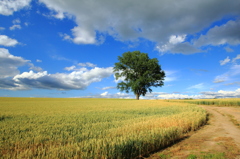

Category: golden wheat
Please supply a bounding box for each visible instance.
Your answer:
[0,98,207,158]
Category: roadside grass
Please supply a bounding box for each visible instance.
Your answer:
[227,114,240,128]
[187,152,225,159]
[154,133,240,159]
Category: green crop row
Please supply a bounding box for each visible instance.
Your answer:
[179,98,240,106]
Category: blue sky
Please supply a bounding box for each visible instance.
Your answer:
[0,0,240,99]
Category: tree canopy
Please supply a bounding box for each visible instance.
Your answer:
[114,51,165,100]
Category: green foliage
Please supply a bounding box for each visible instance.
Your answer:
[0,98,207,158]
[187,154,197,159]
[114,51,165,99]
[187,152,225,159]
[159,153,170,158]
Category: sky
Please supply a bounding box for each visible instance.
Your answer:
[0,0,240,99]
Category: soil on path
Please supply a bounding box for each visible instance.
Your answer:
[147,106,240,159]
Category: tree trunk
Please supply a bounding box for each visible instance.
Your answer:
[136,93,140,100]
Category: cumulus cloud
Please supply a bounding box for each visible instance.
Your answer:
[9,67,113,90]
[220,56,230,66]
[201,89,240,98]
[65,26,97,44]
[0,35,19,46]
[156,34,202,54]
[0,48,28,78]
[156,89,240,99]
[38,0,240,50]
[0,0,31,15]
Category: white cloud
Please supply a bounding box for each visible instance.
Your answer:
[0,48,43,79]
[0,48,28,78]
[9,67,113,90]
[100,91,108,96]
[156,34,201,54]
[213,64,240,83]
[77,89,240,99]
[201,88,240,98]
[64,65,76,71]
[156,34,186,52]
[78,62,96,67]
[86,92,134,99]
[53,11,65,19]
[28,63,43,72]
[157,88,240,99]
[50,54,73,62]
[220,56,230,66]
[9,24,21,30]
[165,70,177,82]
[157,93,196,99]
[0,27,5,30]
[0,35,19,46]
[101,86,116,90]
[224,47,234,52]
[0,0,31,15]
[13,71,48,81]
[232,54,240,63]
[213,78,226,84]
[187,83,205,90]
[39,0,240,49]
[65,26,97,44]
[10,19,22,30]
[24,22,29,26]
[169,35,186,45]
[12,18,21,24]
[36,59,42,62]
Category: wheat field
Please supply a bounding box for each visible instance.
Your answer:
[0,98,207,158]
[177,98,240,107]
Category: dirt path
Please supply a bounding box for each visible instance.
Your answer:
[147,106,240,159]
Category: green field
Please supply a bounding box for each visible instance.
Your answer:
[0,98,207,158]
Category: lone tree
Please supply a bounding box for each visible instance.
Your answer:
[114,51,165,100]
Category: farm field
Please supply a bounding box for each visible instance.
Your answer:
[182,98,240,107]
[0,98,207,158]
